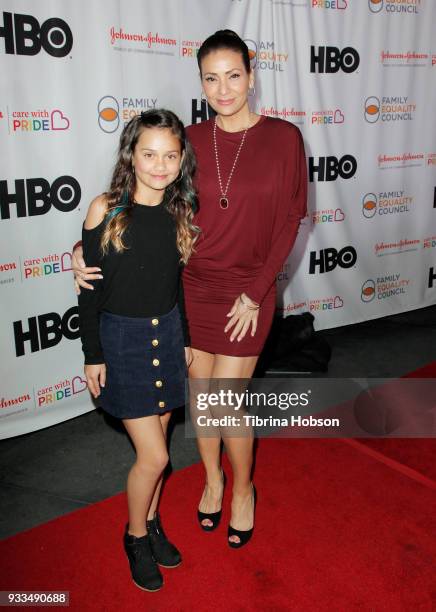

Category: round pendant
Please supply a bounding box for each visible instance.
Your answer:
[220,197,229,210]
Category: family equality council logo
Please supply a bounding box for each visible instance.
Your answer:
[368,0,421,13]
[361,274,411,302]
[244,39,289,72]
[97,96,158,133]
[364,96,417,123]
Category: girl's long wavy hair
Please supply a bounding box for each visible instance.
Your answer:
[101,109,199,264]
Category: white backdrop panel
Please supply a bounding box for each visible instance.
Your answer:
[1,0,435,437]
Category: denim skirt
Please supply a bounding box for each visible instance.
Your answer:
[99,306,186,419]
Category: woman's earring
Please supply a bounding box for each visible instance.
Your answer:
[132,166,135,174]
[200,91,207,102]
[249,86,256,97]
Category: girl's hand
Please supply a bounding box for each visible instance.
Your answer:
[72,245,103,294]
[224,293,259,342]
[185,347,194,368]
[84,363,106,398]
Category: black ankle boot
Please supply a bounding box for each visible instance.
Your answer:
[124,527,163,591]
[146,512,182,568]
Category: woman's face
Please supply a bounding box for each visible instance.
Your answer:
[201,48,254,118]
[132,127,182,195]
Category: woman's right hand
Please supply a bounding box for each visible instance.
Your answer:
[84,363,106,398]
[72,244,102,294]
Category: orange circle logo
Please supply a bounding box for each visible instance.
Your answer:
[244,39,257,68]
[362,193,377,218]
[369,0,383,12]
[364,97,380,123]
[98,96,120,133]
[361,280,376,302]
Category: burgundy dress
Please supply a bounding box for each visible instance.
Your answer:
[184,115,307,356]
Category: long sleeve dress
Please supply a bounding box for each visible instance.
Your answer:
[184,115,307,356]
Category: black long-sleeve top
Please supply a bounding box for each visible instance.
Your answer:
[78,202,190,364]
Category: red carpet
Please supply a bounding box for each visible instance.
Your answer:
[1,364,436,611]
[402,361,436,378]
[356,360,436,481]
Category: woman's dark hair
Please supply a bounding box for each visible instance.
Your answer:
[101,109,199,263]
[197,29,251,74]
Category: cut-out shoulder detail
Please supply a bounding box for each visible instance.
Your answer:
[84,194,108,230]
[82,219,105,233]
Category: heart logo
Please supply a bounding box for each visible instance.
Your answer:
[61,251,72,271]
[51,110,70,131]
[334,208,345,222]
[337,0,348,8]
[72,376,88,395]
[334,296,344,309]
[334,109,345,124]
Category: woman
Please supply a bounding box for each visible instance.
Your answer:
[73,30,307,548]
[77,109,198,591]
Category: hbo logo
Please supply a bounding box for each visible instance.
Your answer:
[191,98,217,124]
[13,307,80,357]
[0,176,81,220]
[309,156,357,182]
[310,46,360,73]
[309,246,357,274]
[0,12,73,57]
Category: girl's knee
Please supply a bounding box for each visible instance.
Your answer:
[136,451,169,476]
[154,451,169,473]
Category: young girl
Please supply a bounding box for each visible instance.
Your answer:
[78,109,198,592]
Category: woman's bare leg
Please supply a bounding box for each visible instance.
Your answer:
[189,348,224,527]
[212,354,259,544]
[123,415,169,537]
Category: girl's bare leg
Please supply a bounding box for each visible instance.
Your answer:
[123,415,169,537]
[146,411,171,520]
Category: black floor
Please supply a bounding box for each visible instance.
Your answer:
[1,305,435,540]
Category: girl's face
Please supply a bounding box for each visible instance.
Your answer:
[201,49,253,118]
[132,127,182,195]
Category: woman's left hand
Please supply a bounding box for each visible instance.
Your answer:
[224,293,259,342]
[185,346,194,368]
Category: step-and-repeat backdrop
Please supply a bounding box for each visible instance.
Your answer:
[1,0,435,438]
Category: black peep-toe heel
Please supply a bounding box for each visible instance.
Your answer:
[197,470,225,532]
[227,484,257,549]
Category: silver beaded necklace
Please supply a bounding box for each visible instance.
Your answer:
[213,115,251,210]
